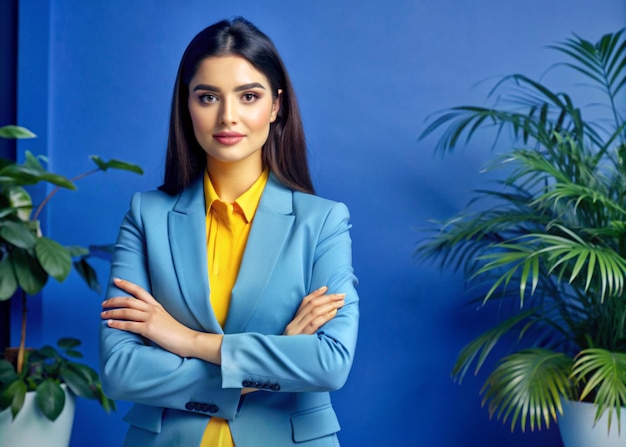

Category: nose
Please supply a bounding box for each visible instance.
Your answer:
[219,97,237,125]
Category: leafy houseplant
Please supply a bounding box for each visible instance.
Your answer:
[0,338,109,421]
[417,29,626,434]
[0,125,143,421]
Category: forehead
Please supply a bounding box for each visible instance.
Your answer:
[190,55,270,87]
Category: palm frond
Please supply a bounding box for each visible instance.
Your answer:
[551,29,626,103]
[482,348,574,432]
[452,308,544,383]
[572,349,626,434]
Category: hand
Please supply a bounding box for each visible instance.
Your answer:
[283,286,345,336]
[101,278,222,362]
[245,288,343,396]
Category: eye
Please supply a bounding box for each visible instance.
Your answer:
[241,92,260,103]
[199,93,218,104]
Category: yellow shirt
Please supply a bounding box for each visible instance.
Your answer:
[200,169,269,447]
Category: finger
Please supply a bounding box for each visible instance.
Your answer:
[309,285,329,297]
[311,303,343,326]
[311,299,344,318]
[291,294,344,325]
[101,307,148,323]
[113,278,157,304]
[301,290,343,307]
[105,318,146,334]
[102,296,149,310]
[298,293,345,314]
[295,310,337,335]
[298,286,328,308]
[285,298,344,335]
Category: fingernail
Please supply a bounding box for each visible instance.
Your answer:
[318,285,328,291]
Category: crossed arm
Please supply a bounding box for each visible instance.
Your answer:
[99,193,358,415]
[101,278,346,365]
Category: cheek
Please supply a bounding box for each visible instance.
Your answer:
[246,108,274,132]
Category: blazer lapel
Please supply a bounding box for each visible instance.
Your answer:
[224,174,295,333]
[168,177,222,333]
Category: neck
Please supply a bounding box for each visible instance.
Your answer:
[206,156,263,203]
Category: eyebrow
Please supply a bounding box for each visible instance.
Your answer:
[192,82,266,92]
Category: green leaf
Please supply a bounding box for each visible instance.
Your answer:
[0,163,76,190]
[98,385,116,413]
[64,350,83,358]
[89,155,107,171]
[0,206,18,220]
[0,125,36,139]
[572,349,626,433]
[35,237,72,282]
[7,186,33,221]
[481,349,574,432]
[11,248,48,295]
[66,245,89,257]
[0,380,27,419]
[0,359,18,384]
[35,379,65,421]
[0,255,18,300]
[0,385,12,410]
[67,362,99,383]
[89,155,143,175]
[35,345,59,359]
[59,366,95,399]
[0,220,37,249]
[22,151,44,170]
[452,308,540,382]
[10,382,27,419]
[88,381,116,413]
[57,338,81,350]
[73,258,101,293]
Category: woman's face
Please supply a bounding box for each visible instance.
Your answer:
[187,55,281,169]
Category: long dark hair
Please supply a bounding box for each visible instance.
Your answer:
[159,17,313,195]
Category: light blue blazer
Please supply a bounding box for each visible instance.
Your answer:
[99,173,359,447]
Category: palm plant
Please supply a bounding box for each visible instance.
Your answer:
[417,28,626,433]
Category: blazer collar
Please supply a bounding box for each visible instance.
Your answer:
[171,172,293,215]
[168,173,295,334]
[168,176,217,332]
[225,173,295,333]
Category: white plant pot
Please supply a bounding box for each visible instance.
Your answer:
[0,385,76,447]
[558,399,625,447]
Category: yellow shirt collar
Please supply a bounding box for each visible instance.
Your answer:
[203,169,269,223]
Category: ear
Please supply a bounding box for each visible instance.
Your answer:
[270,89,282,123]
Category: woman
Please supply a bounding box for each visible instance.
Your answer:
[99,17,359,447]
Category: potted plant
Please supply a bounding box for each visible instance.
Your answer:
[417,28,626,446]
[0,125,143,446]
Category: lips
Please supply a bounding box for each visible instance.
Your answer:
[213,131,245,145]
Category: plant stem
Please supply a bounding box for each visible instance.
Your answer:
[17,289,27,374]
[32,168,100,221]
[18,167,102,371]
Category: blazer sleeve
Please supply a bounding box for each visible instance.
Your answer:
[99,192,242,420]
[220,201,359,392]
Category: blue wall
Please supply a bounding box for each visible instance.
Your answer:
[13,1,626,446]
[0,0,17,350]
